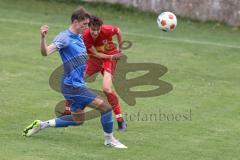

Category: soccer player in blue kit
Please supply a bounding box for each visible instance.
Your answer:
[22,7,127,149]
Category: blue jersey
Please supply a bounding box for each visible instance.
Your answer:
[52,29,87,88]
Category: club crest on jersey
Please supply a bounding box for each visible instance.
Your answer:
[102,39,108,44]
[102,39,115,51]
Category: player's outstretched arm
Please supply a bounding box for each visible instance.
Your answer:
[112,52,127,60]
[40,25,57,56]
[89,46,126,60]
[115,27,122,51]
[89,46,112,59]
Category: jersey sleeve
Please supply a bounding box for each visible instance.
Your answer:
[111,26,120,36]
[52,32,69,50]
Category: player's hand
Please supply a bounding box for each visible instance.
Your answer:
[40,25,49,38]
[111,52,127,60]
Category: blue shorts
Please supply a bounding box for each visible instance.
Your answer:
[61,84,97,112]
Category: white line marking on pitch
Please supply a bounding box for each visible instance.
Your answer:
[124,32,240,49]
[0,18,239,49]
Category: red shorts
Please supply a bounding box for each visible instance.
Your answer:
[85,56,118,76]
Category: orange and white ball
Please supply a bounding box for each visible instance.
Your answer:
[157,12,177,32]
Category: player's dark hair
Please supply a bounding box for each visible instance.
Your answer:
[71,7,91,23]
[89,16,103,27]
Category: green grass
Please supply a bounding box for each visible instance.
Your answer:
[0,0,240,159]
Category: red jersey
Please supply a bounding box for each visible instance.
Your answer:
[83,25,120,55]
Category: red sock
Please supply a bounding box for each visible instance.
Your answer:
[105,91,123,121]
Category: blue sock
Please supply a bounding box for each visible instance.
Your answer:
[101,110,113,133]
[55,115,79,127]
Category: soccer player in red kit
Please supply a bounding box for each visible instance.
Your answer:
[83,16,127,131]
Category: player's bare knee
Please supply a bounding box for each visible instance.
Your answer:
[102,87,112,94]
[90,97,112,112]
[99,101,112,113]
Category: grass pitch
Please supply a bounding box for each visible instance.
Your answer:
[0,0,239,159]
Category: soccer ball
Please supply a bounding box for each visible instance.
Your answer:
[157,12,177,32]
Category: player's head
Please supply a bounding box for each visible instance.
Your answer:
[71,7,91,34]
[88,16,103,39]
